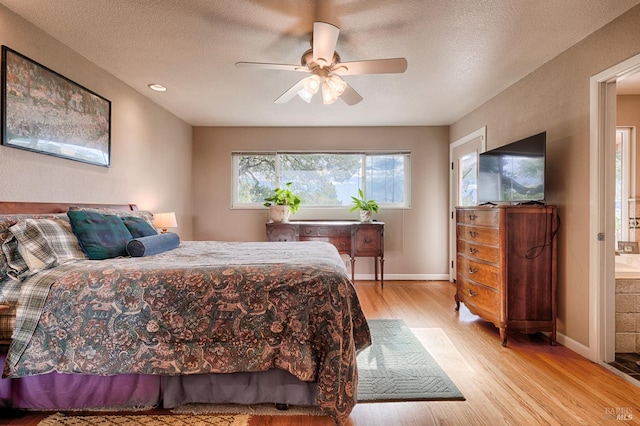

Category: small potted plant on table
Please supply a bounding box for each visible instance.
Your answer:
[350,189,379,222]
[264,182,301,223]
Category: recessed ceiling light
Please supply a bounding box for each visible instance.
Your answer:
[148,83,167,92]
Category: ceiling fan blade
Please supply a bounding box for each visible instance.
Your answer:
[312,22,340,67]
[273,78,306,104]
[340,83,363,106]
[332,58,408,75]
[235,62,310,73]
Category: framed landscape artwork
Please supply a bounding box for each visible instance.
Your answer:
[1,46,111,167]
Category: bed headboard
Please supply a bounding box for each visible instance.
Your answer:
[0,202,138,214]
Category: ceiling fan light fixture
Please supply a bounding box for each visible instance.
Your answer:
[298,75,321,102]
[326,75,347,96]
[236,21,407,106]
[322,81,338,105]
[303,75,321,93]
[297,88,314,103]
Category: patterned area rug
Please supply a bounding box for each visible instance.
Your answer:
[38,412,249,425]
[172,403,324,416]
[356,319,465,401]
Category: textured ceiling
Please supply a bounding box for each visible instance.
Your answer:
[1,0,639,127]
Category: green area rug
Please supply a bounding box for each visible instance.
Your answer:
[357,319,465,402]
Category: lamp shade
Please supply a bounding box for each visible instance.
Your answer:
[326,75,347,96]
[322,81,338,104]
[154,212,177,231]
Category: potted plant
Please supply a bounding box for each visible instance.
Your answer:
[263,182,301,223]
[350,189,379,222]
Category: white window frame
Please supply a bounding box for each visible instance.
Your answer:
[231,150,411,209]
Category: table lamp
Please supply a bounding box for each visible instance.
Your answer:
[154,212,177,233]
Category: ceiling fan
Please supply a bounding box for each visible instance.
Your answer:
[235,21,408,106]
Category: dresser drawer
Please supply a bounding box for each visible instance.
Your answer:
[456,275,500,316]
[457,239,499,264]
[457,209,499,226]
[457,255,500,289]
[299,236,351,253]
[457,224,499,246]
[299,225,351,237]
[266,224,299,242]
[353,227,382,256]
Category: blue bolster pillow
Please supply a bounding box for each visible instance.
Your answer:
[126,232,180,257]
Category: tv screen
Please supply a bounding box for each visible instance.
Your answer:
[478,132,546,204]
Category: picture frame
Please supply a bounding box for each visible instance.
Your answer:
[1,46,111,167]
[618,241,639,254]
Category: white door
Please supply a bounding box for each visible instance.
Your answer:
[449,127,486,281]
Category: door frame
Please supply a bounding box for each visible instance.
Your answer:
[590,52,640,363]
[449,126,486,282]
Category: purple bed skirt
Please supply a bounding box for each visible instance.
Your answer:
[0,352,160,409]
[0,353,317,410]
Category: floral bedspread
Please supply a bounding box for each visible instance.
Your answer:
[3,241,371,424]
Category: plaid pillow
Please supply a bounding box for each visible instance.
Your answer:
[1,234,29,279]
[0,277,23,303]
[18,242,47,271]
[0,214,68,284]
[67,210,134,259]
[9,218,87,273]
[121,216,158,238]
[68,206,155,228]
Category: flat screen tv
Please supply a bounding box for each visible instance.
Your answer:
[478,131,546,204]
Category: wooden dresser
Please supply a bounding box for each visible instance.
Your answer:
[266,221,384,286]
[455,205,558,346]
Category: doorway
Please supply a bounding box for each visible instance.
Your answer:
[449,127,486,281]
[591,53,640,383]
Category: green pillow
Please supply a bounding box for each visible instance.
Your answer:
[121,216,157,238]
[67,210,133,260]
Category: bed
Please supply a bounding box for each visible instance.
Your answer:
[0,202,371,425]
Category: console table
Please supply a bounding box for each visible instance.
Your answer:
[266,221,385,286]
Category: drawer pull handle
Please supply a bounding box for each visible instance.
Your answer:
[468,214,477,221]
[304,229,313,235]
[469,247,478,254]
[469,231,479,238]
[364,237,372,243]
[468,266,478,274]
[468,289,477,297]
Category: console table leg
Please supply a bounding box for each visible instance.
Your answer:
[374,257,379,281]
[380,257,384,288]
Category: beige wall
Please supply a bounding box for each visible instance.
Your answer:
[0,6,194,238]
[192,126,450,278]
[617,95,640,196]
[451,5,640,346]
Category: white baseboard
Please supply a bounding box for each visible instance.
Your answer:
[554,332,597,362]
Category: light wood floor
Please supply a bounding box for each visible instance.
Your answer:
[2,280,640,425]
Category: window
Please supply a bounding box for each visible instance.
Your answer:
[458,152,477,206]
[615,127,632,246]
[232,151,410,208]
